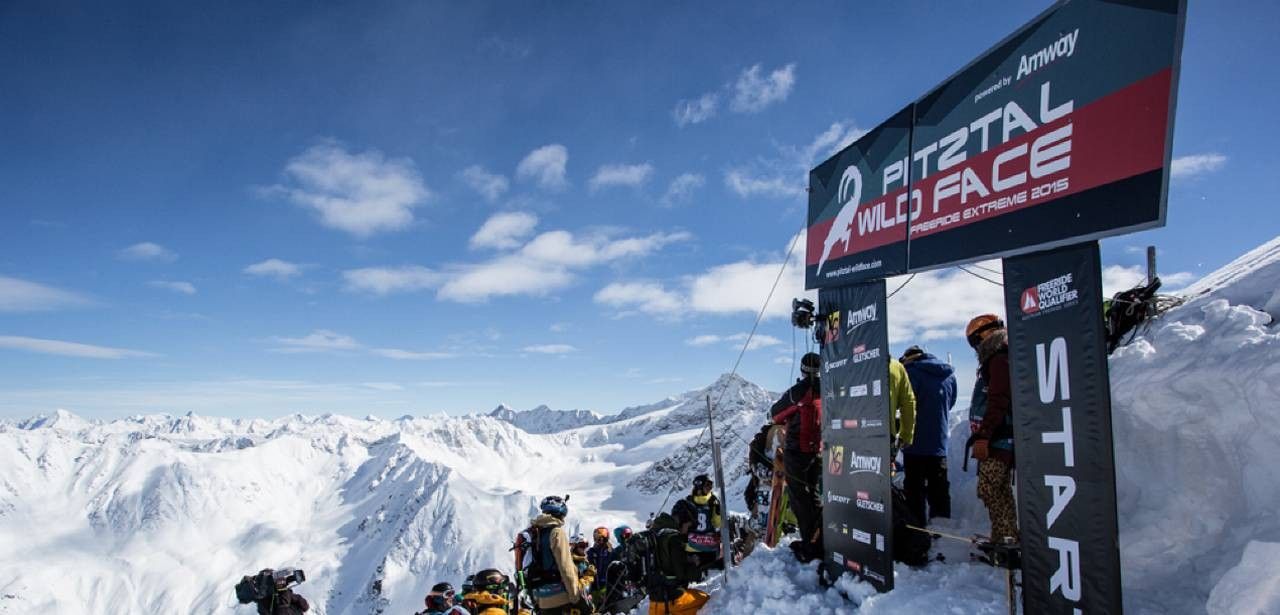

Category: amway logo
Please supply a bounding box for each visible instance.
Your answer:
[849,451,882,475]
[1016,28,1080,81]
[846,304,878,333]
[817,166,863,274]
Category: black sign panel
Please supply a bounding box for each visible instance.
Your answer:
[819,280,893,592]
[806,0,1186,285]
[1003,241,1122,614]
[805,106,912,289]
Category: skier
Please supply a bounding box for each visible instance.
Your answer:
[770,352,824,562]
[900,345,956,522]
[586,527,615,600]
[418,582,470,615]
[516,495,589,615]
[610,526,633,560]
[888,357,918,457]
[253,571,309,615]
[965,314,1019,545]
[462,569,529,615]
[671,474,723,573]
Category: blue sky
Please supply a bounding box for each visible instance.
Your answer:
[1,0,1274,419]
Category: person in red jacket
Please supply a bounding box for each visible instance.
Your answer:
[965,314,1018,544]
[769,352,823,562]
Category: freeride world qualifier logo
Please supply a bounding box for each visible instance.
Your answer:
[1021,273,1079,318]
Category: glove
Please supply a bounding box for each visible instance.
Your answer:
[972,439,989,461]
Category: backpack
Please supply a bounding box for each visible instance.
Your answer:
[773,388,822,454]
[518,526,564,591]
[235,570,274,604]
[891,486,931,566]
[1105,277,1164,354]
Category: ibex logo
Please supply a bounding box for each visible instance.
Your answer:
[817,165,862,274]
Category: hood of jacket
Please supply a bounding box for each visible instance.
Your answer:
[905,352,954,380]
[532,513,565,529]
[977,328,1009,366]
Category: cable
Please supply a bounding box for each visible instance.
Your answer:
[654,226,806,516]
[956,265,1003,287]
[968,262,1002,276]
[886,273,916,299]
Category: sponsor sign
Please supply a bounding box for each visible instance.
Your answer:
[820,280,894,592]
[806,0,1186,287]
[1004,242,1122,614]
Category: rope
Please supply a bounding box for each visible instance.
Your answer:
[886,273,916,299]
[956,265,1003,287]
[653,226,806,516]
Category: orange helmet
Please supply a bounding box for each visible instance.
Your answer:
[593,527,610,542]
[965,314,1005,348]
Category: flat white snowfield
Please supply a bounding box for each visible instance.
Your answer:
[3,236,1280,614]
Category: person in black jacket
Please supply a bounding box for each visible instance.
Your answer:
[255,572,309,615]
[770,352,823,562]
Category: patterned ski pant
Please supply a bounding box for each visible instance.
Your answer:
[977,457,1019,542]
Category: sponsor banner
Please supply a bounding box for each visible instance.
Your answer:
[806,0,1185,286]
[806,106,913,288]
[819,280,894,592]
[1004,241,1122,614]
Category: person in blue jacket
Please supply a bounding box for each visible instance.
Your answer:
[900,345,957,523]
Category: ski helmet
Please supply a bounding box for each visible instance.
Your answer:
[614,525,633,544]
[966,314,1005,349]
[426,582,456,609]
[540,494,569,518]
[800,352,821,375]
[471,568,509,595]
[900,345,925,364]
[594,526,611,542]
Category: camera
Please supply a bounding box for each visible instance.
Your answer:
[236,568,306,604]
[790,298,816,329]
[273,568,306,588]
[792,298,836,346]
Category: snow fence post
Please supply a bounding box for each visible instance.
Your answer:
[706,395,733,587]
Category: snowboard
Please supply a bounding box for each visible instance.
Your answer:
[764,445,787,547]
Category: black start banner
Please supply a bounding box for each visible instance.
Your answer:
[819,280,894,592]
[1003,241,1122,614]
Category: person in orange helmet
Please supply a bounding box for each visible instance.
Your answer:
[965,314,1019,545]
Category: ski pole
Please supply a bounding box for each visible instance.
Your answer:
[904,524,982,545]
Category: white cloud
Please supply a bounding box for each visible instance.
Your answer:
[361,382,404,392]
[673,93,719,126]
[369,348,455,360]
[724,170,805,199]
[1170,153,1226,179]
[459,165,510,202]
[886,261,1006,345]
[0,276,91,312]
[589,163,654,192]
[519,230,691,267]
[724,121,864,201]
[0,335,155,359]
[522,344,577,354]
[272,142,429,238]
[594,282,683,316]
[662,173,705,206]
[148,280,197,295]
[470,211,539,250]
[516,144,569,190]
[1102,265,1196,297]
[269,329,362,354]
[342,265,442,295]
[244,258,303,280]
[118,242,176,262]
[437,256,575,303]
[684,333,782,351]
[730,63,797,113]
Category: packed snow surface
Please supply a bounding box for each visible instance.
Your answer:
[2,236,1279,614]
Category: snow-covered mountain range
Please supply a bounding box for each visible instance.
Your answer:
[0,373,775,614]
[3,236,1280,614]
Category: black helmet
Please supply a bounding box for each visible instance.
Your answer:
[801,352,821,375]
[900,345,925,364]
[540,494,569,518]
[692,474,713,492]
[472,568,509,593]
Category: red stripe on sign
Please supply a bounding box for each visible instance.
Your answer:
[807,68,1172,266]
[908,68,1171,239]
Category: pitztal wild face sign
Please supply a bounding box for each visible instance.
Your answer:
[805,0,1185,289]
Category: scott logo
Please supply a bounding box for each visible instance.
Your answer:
[817,165,863,274]
[1021,287,1041,314]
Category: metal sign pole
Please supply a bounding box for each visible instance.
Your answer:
[706,395,734,587]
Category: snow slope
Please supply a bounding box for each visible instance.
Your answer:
[0,376,773,615]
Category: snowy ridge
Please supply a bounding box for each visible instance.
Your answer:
[487,403,606,434]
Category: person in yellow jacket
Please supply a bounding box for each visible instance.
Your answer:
[516,495,591,614]
[889,358,918,453]
[463,569,534,615]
